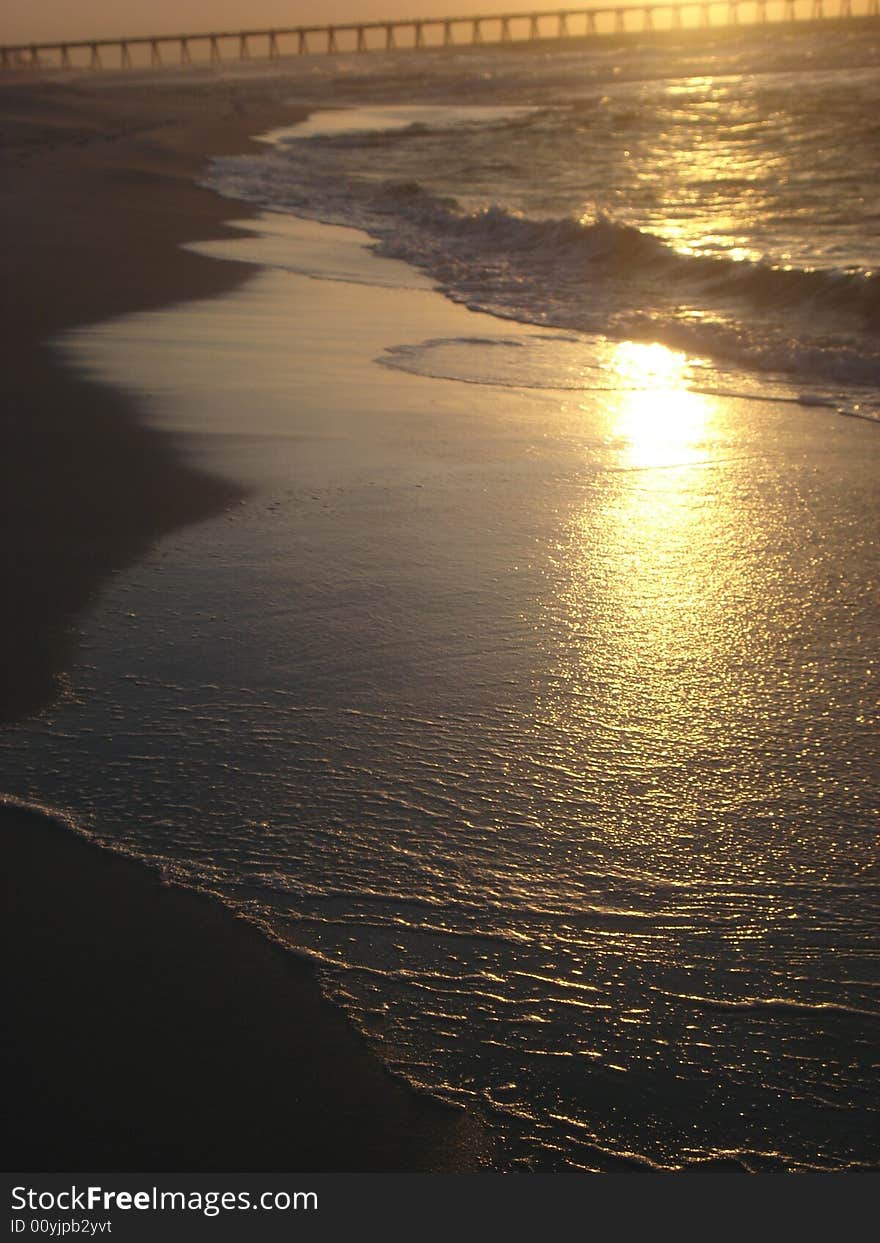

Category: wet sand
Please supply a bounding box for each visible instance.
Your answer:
[4,802,487,1171]
[1,74,490,1172]
[1,76,305,722]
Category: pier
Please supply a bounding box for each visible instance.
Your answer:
[1,1,878,71]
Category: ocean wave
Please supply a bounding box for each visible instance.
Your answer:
[372,193,880,327]
[209,147,880,393]
[365,194,880,391]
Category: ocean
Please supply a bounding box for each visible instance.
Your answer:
[4,19,879,1170]
[208,19,880,408]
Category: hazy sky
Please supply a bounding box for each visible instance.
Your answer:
[2,1,582,46]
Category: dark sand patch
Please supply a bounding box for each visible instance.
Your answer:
[4,803,490,1170]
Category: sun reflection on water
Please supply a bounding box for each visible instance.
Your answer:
[609,341,710,471]
[537,339,739,847]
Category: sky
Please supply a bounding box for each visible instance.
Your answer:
[2,1,603,47]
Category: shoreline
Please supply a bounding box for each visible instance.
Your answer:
[4,799,489,1171]
[1,77,308,723]
[1,76,492,1171]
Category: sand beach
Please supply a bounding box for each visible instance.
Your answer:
[1,74,491,1172]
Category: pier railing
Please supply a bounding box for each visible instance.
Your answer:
[2,0,878,71]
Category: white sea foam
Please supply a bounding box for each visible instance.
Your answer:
[205,38,880,404]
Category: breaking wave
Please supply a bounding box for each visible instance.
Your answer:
[208,153,880,393]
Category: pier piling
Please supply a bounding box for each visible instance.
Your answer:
[2,3,876,73]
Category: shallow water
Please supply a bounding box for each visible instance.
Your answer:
[3,205,877,1169]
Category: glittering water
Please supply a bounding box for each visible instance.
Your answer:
[208,21,880,401]
[4,23,879,1171]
